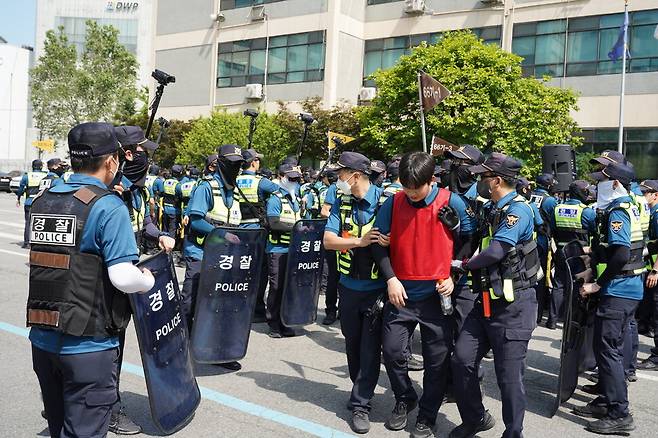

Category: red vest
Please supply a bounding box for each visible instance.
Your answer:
[390,187,453,280]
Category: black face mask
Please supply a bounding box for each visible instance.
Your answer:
[53,167,65,177]
[449,165,475,194]
[217,158,242,188]
[123,151,149,185]
[476,178,492,199]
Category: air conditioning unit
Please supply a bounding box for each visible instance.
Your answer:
[245,83,263,100]
[404,0,426,15]
[480,0,504,5]
[359,87,377,102]
[250,5,266,22]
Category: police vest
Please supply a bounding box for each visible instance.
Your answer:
[631,192,651,237]
[647,210,658,268]
[145,175,157,190]
[553,202,589,247]
[594,201,646,278]
[480,195,541,302]
[26,171,47,199]
[162,178,180,208]
[38,174,59,191]
[131,187,150,233]
[268,192,302,246]
[337,194,380,280]
[236,173,264,223]
[180,179,198,210]
[26,185,131,337]
[306,184,328,219]
[189,179,242,246]
[379,183,402,205]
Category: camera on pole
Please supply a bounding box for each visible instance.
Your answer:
[296,112,315,162]
[243,109,259,149]
[146,69,176,137]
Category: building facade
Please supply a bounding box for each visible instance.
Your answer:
[153,0,657,177]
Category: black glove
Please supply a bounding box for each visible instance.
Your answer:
[438,205,460,231]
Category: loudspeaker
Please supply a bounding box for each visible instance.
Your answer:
[541,144,576,193]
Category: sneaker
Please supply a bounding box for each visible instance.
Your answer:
[350,410,370,434]
[218,361,241,371]
[322,311,337,325]
[408,355,424,371]
[637,358,658,370]
[449,411,495,438]
[385,400,418,431]
[109,408,142,435]
[586,415,635,435]
[572,402,608,419]
[411,418,435,438]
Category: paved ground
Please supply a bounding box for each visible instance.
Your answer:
[1,192,658,437]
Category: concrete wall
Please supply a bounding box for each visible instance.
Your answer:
[0,45,30,169]
[155,45,215,107]
[156,0,215,35]
[334,32,365,104]
[220,0,328,27]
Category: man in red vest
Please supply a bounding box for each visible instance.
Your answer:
[372,151,461,438]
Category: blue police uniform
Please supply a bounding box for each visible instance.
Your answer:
[29,171,139,437]
[452,190,538,438]
[375,184,458,427]
[530,187,557,323]
[322,182,340,318]
[17,169,48,245]
[644,203,658,365]
[590,195,644,421]
[325,183,386,413]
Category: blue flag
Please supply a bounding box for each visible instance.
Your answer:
[608,9,631,62]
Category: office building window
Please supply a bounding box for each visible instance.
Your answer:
[512,9,658,78]
[220,0,285,11]
[363,26,501,84]
[217,31,325,87]
[54,17,138,55]
[367,0,402,5]
[580,128,658,179]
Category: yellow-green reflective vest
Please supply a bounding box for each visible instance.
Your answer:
[145,175,156,190]
[162,178,180,207]
[379,183,402,205]
[268,192,301,246]
[236,173,264,223]
[595,201,646,278]
[337,194,380,280]
[553,202,589,246]
[631,192,650,236]
[180,180,198,210]
[131,188,150,233]
[194,179,242,246]
[26,171,46,199]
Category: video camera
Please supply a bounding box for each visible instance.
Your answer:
[152,69,176,86]
[243,109,259,118]
[299,112,315,124]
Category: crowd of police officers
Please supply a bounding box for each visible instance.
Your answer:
[17,119,658,438]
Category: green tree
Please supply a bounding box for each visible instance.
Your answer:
[358,31,582,176]
[178,110,293,169]
[30,21,139,140]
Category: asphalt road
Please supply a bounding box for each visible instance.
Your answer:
[1,192,658,438]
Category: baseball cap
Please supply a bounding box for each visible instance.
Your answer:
[469,152,522,179]
[217,144,245,162]
[337,151,371,175]
[68,122,120,158]
[447,144,484,165]
[114,126,158,151]
[590,162,635,186]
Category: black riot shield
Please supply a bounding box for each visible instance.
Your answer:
[551,246,596,416]
[191,227,267,363]
[130,252,200,434]
[281,219,327,327]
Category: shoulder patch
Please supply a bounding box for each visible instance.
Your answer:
[506,214,520,228]
[610,220,623,233]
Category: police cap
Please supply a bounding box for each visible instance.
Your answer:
[569,180,590,201]
[639,180,658,193]
[536,173,557,188]
[68,122,120,158]
[242,148,264,163]
[217,144,245,162]
[337,151,371,175]
[46,158,61,169]
[447,144,484,165]
[114,125,158,151]
[171,164,184,176]
[589,150,627,166]
[591,161,635,186]
[280,163,302,179]
[468,152,521,179]
[31,159,43,170]
[370,160,386,174]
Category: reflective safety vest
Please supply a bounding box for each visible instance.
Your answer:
[236,173,264,223]
[162,178,180,208]
[145,175,157,190]
[631,192,650,237]
[553,202,590,247]
[131,187,150,233]
[648,210,658,269]
[268,192,302,246]
[480,195,541,302]
[180,179,198,211]
[306,183,328,219]
[26,171,47,199]
[594,201,646,278]
[379,182,402,204]
[337,194,380,280]
[190,179,242,246]
[38,174,59,191]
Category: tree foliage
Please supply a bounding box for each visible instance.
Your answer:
[30,21,139,140]
[357,31,582,176]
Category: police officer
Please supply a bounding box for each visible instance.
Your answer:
[574,162,643,435]
[637,180,658,370]
[266,163,305,338]
[380,160,402,200]
[236,148,281,322]
[373,151,459,438]
[450,153,540,438]
[110,125,175,434]
[37,158,67,192]
[549,180,596,329]
[320,170,341,325]
[28,122,155,438]
[16,159,47,248]
[160,164,185,239]
[529,173,558,326]
[370,160,386,187]
[183,145,244,371]
[323,152,384,434]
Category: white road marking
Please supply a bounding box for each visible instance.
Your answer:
[0,221,24,229]
[0,248,28,258]
[0,231,24,241]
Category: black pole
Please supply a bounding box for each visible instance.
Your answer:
[297,123,310,163]
[146,83,165,138]
[248,117,257,149]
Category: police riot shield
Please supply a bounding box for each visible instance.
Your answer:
[281,219,327,327]
[551,245,596,416]
[191,227,267,363]
[130,252,200,434]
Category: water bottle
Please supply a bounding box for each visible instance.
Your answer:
[437,279,453,315]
